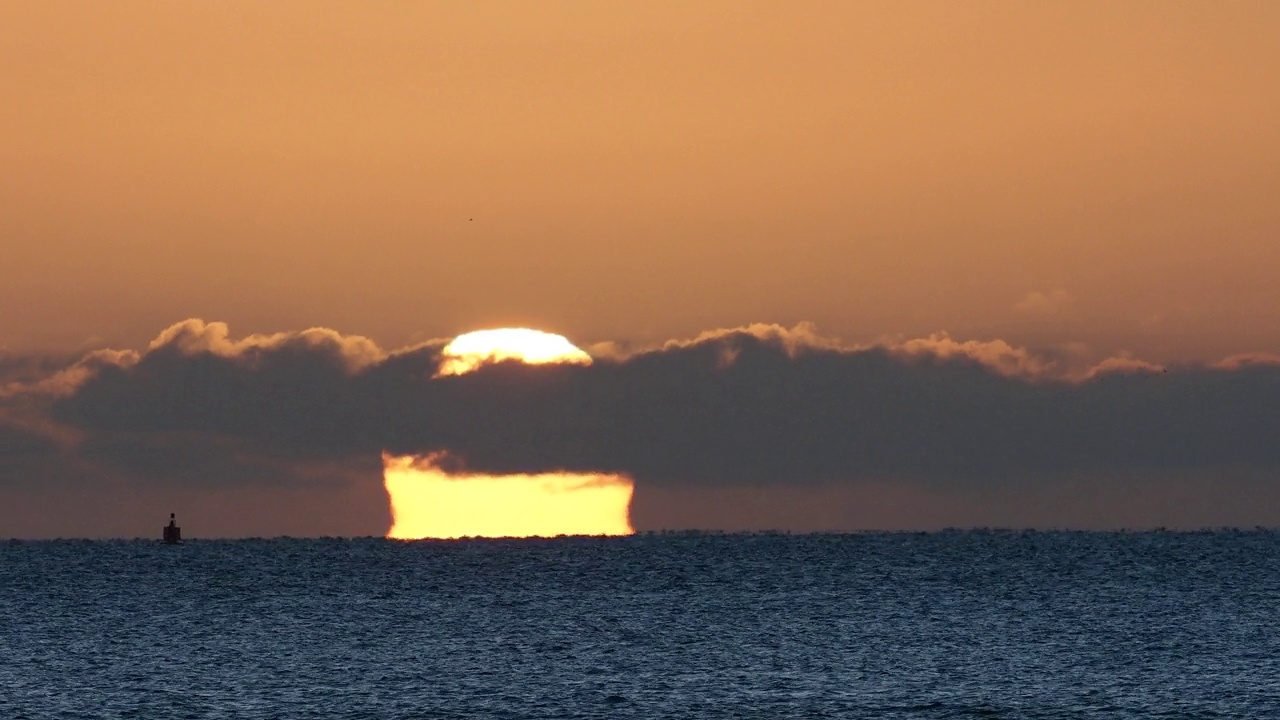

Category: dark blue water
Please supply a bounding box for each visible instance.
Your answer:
[2,532,1278,718]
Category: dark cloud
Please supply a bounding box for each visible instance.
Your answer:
[0,324,395,536]
[0,421,61,484]
[47,320,1280,483]
[6,318,1280,534]
[0,352,79,386]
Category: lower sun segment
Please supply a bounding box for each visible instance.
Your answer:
[383,453,634,539]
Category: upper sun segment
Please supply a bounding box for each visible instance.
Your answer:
[436,328,593,376]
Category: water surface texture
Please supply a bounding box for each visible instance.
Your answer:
[3,532,1278,718]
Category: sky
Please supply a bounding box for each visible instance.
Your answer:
[3,2,1280,537]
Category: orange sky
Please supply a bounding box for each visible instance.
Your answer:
[3,2,1279,361]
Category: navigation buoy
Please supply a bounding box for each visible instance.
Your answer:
[163,513,182,544]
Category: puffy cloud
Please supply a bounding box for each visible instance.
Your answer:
[883,332,1064,379]
[1214,352,1280,370]
[1082,354,1165,379]
[1,349,139,400]
[46,320,1280,482]
[1,353,76,385]
[1014,288,1073,315]
[147,319,386,373]
[7,318,1280,534]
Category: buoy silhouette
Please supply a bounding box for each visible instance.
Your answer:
[163,513,182,544]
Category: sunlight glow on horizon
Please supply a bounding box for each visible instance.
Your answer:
[437,328,592,376]
[383,453,635,539]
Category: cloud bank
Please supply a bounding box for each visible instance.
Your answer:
[3,319,1279,535]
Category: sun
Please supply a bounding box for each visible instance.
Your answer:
[383,453,634,539]
[385,327,632,539]
[436,327,592,376]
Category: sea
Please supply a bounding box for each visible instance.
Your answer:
[2,531,1277,719]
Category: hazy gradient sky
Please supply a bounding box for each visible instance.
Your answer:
[4,2,1279,360]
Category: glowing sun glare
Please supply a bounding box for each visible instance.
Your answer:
[383,453,635,539]
[437,327,592,376]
